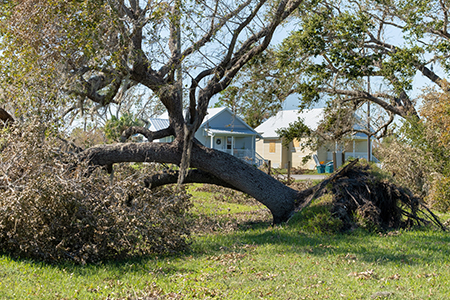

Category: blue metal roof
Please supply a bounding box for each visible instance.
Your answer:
[148,118,170,131]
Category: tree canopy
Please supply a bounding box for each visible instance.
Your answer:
[2,0,450,224]
[220,0,450,139]
[0,0,311,224]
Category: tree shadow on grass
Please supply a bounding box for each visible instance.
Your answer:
[0,249,198,280]
[183,198,450,268]
[2,209,448,273]
[207,225,450,266]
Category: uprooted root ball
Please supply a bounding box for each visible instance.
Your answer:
[292,161,445,232]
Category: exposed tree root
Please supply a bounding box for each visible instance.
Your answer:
[292,159,446,231]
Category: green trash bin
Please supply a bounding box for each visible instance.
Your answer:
[316,165,325,174]
[325,162,334,173]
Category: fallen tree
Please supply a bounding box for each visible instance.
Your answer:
[1,1,445,227]
[1,0,312,224]
[79,140,300,224]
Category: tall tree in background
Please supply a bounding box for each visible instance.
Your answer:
[222,0,450,140]
[215,50,284,128]
[0,0,308,224]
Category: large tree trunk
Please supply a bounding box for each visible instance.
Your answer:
[190,144,298,223]
[80,141,301,224]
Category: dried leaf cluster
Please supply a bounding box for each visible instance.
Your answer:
[375,139,432,198]
[0,123,191,264]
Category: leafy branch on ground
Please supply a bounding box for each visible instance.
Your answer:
[0,122,191,264]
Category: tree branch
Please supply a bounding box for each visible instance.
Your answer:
[341,112,395,139]
[212,0,304,95]
[0,107,14,126]
[368,31,446,90]
[322,88,408,117]
[158,0,254,78]
[68,71,125,106]
[119,126,174,142]
[195,0,305,125]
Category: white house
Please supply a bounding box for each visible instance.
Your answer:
[255,108,373,169]
[148,107,266,166]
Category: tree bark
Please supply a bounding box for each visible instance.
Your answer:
[79,141,300,224]
[0,108,14,126]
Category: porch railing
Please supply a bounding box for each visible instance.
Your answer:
[326,152,380,163]
[218,149,267,167]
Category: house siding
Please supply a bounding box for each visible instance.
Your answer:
[195,131,208,146]
[256,138,264,159]
[257,139,283,168]
[288,138,317,169]
[204,110,250,132]
[256,136,371,170]
[355,140,368,153]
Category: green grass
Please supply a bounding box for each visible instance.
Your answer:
[187,185,262,216]
[1,187,450,299]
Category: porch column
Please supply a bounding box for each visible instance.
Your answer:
[210,134,214,149]
[231,136,234,156]
[280,140,283,168]
[252,135,255,160]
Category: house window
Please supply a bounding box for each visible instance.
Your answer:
[227,137,232,150]
[269,140,276,153]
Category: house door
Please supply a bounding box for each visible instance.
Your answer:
[214,137,225,150]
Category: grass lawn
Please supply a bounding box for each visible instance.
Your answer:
[1,185,449,300]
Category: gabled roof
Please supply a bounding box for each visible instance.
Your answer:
[156,108,224,125]
[200,107,260,136]
[158,107,244,127]
[255,108,373,139]
[200,107,225,125]
[154,107,260,136]
[255,108,324,138]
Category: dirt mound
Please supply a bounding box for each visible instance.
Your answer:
[293,160,445,231]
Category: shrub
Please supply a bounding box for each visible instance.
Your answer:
[375,86,450,211]
[375,119,450,212]
[0,122,191,264]
[427,174,450,212]
[375,136,433,198]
